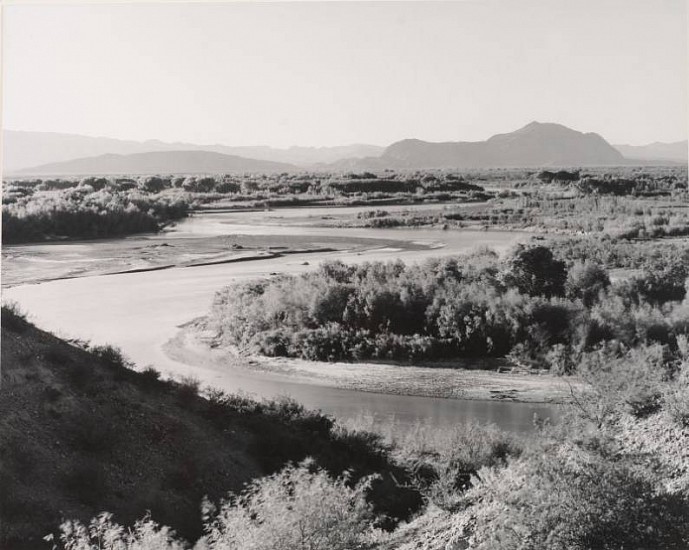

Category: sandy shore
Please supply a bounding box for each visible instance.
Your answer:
[164,324,582,404]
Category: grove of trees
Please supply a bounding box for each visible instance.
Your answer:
[2,185,190,243]
[205,245,689,368]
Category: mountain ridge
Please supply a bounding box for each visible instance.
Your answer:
[6,123,685,176]
[613,140,688,163]
[376,122,625,168]
[15,150,297,176]
[3,130,384,172]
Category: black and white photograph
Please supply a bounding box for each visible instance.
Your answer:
[1,0,688,548]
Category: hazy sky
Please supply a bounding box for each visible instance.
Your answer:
[2,0,687,147]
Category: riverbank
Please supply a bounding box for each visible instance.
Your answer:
[2,204,534,287]
[165,324,581,404]
[3,209,549,431]
[1,230,427,287]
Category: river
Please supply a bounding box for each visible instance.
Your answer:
[3,207,560,433]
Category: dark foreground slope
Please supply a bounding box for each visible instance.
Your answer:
[0,307,420,549]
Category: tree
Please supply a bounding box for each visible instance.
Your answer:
[193,177,218,193]
[138,176,167,193]
[503,245,567,298]
[79,177,108,191]
[566,261,610,306]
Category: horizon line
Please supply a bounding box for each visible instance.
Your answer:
[3,125,688,149]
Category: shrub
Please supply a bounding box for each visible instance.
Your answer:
[503,245,567,298]
[199,460,381,550]
[55,462,381,550]
[663,354,689,427]
[88,345,130,369]
[565,261,610,307]
[460,451,689,550]
[207,249,688,365]
[252,329,291,357]
[288,324,351,361]
[570,344,669,426]
[404,423,522,511]
[631,264,688,305]
[1,303,29,333]
[176,376,200,405]
[544,343,579,375]
[139,366,162,390]
[2,187,189,243]
[138,176,168,193]
[79,177,108,191]
[54,512,184,550]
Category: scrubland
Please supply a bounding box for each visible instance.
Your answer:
[2,172,489,244]
[3,303,688,549]
[3,165,689,549]
[5,166,686,244]
[204,247,688,370]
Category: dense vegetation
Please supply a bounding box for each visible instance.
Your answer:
[353,192,689,237]
[205,245,688,368]
[5,165,689,549]
[10,297,685,549]
[47,337,689,549]
[340,167,687,239]
[1,171,489,243]
[5,166,685,243]
[3,172,490,223]
[2,183,190,244]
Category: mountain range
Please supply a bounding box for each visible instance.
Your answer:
[374,122,625,168]
[613,141,688,163]
[4,123,686,176]
[14,150,295,176]
[2,130,382,174]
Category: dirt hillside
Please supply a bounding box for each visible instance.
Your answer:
[0,306,420,549]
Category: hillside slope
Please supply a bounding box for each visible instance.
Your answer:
[3,130,383,172]
[0,307,419,549]
[15,150,296,176]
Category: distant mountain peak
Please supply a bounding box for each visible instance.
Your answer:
[511,121,584,136]
[521,120,554,130]
[381,122,624,169]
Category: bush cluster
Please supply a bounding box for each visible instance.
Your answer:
[206,245,688,366]
[55,462,380,550]
[2,186,189,243]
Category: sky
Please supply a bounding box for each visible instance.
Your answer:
[2,0,687,147]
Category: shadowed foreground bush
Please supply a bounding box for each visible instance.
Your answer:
[1,302,30,333]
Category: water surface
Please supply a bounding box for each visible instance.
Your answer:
[4,208,558,433]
